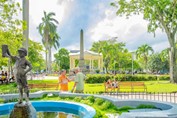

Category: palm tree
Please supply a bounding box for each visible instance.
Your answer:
[136,44,154,72]
[38,11,60,73]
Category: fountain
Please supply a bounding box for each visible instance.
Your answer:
[0,101,96,118]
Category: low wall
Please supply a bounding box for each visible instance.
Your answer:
[0,91,177,118]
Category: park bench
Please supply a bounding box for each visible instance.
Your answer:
[28,83,59,90]
[117,82,147,92]
[104,82,147,92]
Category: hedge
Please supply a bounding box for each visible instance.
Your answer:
[85,74,170,83]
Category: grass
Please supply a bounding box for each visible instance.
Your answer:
[0,80,177,93]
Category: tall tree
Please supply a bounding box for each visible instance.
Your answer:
[38,11,60,73]
[0,0,22,71]
[54,48,69,71]
[111,0,177,82]
[136,44,154,71]
[28,40,45,72]
[91,39,126,73]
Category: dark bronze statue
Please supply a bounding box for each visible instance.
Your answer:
[2,45,32,104]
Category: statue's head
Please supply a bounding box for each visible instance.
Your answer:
[18,47,27,57]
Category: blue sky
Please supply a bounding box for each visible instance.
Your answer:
[25,0,169,54]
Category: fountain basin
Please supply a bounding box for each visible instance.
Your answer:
[0,101,96,118]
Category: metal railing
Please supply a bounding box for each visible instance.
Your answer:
[1,89,177,104]
[84,91,177,104]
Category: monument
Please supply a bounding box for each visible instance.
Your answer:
[2,45,36,118]
[79,29,85,70]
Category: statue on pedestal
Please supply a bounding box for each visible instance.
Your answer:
[2,45,32,104]
[2,45,36,118]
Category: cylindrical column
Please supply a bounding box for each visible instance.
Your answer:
[80,29,84,60]
[79,29,85,70]
[89,59,91,71]
[23,0,29,52]
[98,59,100,70]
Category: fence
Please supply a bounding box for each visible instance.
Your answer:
[1,89,177,104]
[84,91,177,104]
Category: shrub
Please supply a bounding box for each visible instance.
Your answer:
[118,106,134,112]
[85,96,95,103]
[74,97,82,102]
[94,98,105,105]
[99,101,115,110]
[0,98,5,103]
[136,104,156,109]
[85,74,170,83]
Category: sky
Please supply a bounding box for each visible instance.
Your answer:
[19,0,169,54]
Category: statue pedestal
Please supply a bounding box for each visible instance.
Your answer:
[10,102,36,118]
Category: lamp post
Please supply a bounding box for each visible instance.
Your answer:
[131,52,135,76]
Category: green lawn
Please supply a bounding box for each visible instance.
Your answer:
[0,80,177,93]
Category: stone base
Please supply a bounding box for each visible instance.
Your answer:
[9,102,36,118]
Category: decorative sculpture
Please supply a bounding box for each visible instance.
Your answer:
[2,45,32,104]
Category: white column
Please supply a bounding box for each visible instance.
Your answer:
[100,57,103,71]
[73,59,75,68]
[91,59,94,70]
[98,58,100,70]
[89,59,91,71]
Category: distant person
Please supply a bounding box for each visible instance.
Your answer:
[5,71,7,76]
[106,79,112,88]
[1,71,6,81]
[112,79,118,88]
[9,75,15,82]
[71,67,86,93]
[58,69,70,92]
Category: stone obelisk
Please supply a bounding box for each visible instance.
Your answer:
[79,29,85,70]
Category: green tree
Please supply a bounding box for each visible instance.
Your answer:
[0,0,22,69]
[91,39,127,73]
[148,53,163,73]
[38,11,60,74]
[136,44,154,72]
[28,40,45,72]
[148,52,169,74]
[54,48,70,71]
[160,49,170,73]
[111,0,177,82]
[0,0,21,31]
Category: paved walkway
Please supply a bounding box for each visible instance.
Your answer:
[27,75,58,80]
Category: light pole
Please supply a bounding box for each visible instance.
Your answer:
[131,52,135,76]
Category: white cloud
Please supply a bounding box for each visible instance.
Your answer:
[87,7,169,52]
[28,0,75,42]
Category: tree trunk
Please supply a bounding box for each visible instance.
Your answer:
[169,46,177,83]
[45,49,48,74]
[48,48,52,74]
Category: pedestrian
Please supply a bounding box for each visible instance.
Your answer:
[71,67,86,93]
[58,69,70,92]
